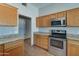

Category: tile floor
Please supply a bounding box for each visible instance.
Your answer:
[24,39,53,56]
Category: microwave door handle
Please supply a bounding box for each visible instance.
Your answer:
[61,20,63,25]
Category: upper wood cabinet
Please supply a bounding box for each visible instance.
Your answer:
[50,11,66,20]
[36,17,43,27]
[0,44,3,56]
[57,11,66,18]
[50,13,57,20]
[36,8,79,27]
[36,11,66,27]
[67,39,79,56]
[0,4,17,26]
[67,8,79,26]
[36,15,51,27]
[42,15,51,27]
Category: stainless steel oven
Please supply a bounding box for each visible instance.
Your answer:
[49,30,67,56]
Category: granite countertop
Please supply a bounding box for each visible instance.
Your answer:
[0,34,24,44]
[34,32,50,35]
[67,34,79,40]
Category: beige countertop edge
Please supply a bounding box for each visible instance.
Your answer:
[0,37,24,45]
[67,37,79,41]
[34,32,50,35]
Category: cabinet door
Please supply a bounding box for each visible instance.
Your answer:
[41,35,48,50]
[57,11,66,18]
[0,4,17,26]
[42,15,51,27]
[34,34,41,47]
[4,40,24,56]
[36,15,51,27]
[0,45,3,56]
[34,34,38,45]
[50,13,57,20]
[4,46,24,56]
[67,40,79,56]
[36,17,43,27]
[34,34,48,50]
[67,8,79,26]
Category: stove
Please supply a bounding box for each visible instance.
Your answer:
[49,30,67,56]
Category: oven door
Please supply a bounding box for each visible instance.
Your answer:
[50,37,64,49]
[49,37,66,56]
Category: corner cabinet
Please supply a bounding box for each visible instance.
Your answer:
[0,39,24,56]
[4,40,24,56]
[67,39,79,56]
[67,8,79,27]
[0,4,17,26]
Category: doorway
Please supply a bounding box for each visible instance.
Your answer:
[19,15,31,45]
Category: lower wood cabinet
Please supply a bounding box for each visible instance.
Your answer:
[4,46,24,56]
[4,39,24,56]
[0,39,24,56]
[0,44,3,56]
[34,34,49,50]
[67,39,79,56]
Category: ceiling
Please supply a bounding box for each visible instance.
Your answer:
[31,3,52,8]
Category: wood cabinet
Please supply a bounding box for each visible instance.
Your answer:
[34,34,49,50]
[57,11,66,18]
[67,8,79,26]
[50,11,66,20]
[67,39,79,56]
[36,15,51,27]
[36,11,66,27]
[36,8,79,27]
[4,40,24,56]
[0,4,17,26]
[42,15,51,27]
[36,17,43,27]
[41,35,49,50]
[50,13,57,19]
[34,34,41,47]
[0,44,3,56]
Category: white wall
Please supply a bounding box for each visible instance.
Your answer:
[39,3,79,16]
[8,3,39,46]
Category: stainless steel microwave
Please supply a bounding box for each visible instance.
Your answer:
[51,17,66,27]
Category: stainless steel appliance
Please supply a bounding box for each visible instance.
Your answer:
[49,30,67,56]
[51,17,66,27]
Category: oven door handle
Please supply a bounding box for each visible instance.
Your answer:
[49,37,66,41]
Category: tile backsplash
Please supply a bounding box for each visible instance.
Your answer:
[0,27,18,35]
[38,27,79,35]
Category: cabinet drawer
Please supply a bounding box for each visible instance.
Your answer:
[4,40,24,51]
